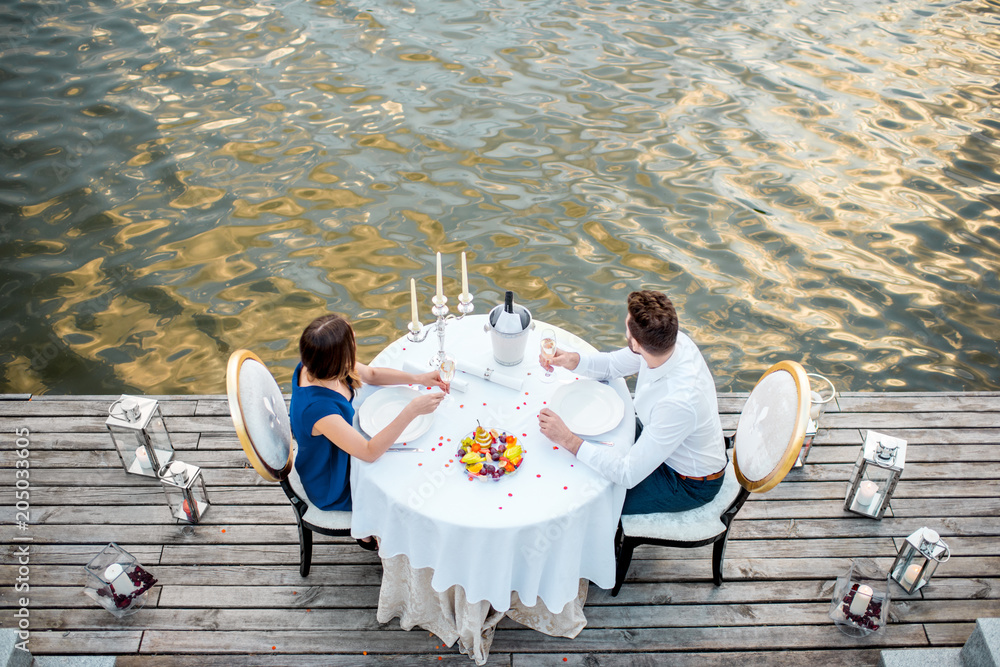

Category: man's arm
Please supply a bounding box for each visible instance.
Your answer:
[575,398,697,488]
[574,346,642,381]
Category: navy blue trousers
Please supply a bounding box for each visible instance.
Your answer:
[620,417,724,515]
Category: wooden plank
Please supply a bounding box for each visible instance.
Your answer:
[0,564,382,588]
[0,399,198,417]
[117,656,485,667]
[13,449,250,469]
[0,504,300,526]
[804,443,1000,464]
[25,486,288,507]
[918,578,1000,600]
[890,497,1000,518]
[922,622,977,646]
[0,544,163,566]
[766,480,1000,501]
[139,629,451,654]
[488,624,930,652]
[26,630,143,655]
[819,412,1000,429]
[513,651,883,667]
[836,394,1000,413]
[12,468,269,485]
[729,517,1000,540]
[0,415,234,434]
[1,431,200,451]
[159,544,379,567]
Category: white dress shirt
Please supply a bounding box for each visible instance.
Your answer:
[574,332,727,488]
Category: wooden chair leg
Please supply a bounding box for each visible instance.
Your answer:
[611,539,637,597]
[297,518,313,577]
[712,528,732,586]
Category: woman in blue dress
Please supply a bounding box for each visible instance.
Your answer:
[289,313,446,548]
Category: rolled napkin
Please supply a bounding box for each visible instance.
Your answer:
[401,359,470,393]
[456,359,524,391]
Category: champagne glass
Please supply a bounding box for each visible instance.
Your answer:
[439,353,457,404]
[539,329,557,383]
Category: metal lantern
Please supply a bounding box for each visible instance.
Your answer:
[83,542,157,618]
[797,373,836,466]
[106,395,175,477]
[890,527,950,594]
[158,461,211,524]
[844,430,906,520]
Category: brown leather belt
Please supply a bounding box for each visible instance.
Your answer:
[678,468,726,482]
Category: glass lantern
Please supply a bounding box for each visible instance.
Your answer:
[828,560,891,637]
[106,395,175,477]
[844,430,906,520]
[797,373,835,467]
[83,542,157,618]
[890,527,950,594]
[158,460,211,524]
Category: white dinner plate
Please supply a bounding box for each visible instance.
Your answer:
[548,380,626,436]
[358,387,434,444]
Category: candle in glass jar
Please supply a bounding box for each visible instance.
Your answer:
[849,584,873,616]
[410,278,419,326]
[104,563,137,596]
[856,480,878,506]
[461,252,469,296]
[902,563,922,586]
[435,252,443,300]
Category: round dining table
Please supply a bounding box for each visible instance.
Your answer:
[349,313,634,663]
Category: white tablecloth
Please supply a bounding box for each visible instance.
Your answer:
[350,314,633,614]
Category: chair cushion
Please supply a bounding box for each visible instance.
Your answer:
[286,454,352,531]
[621,460,742,542]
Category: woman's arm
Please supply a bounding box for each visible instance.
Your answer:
[312,392,445,463]
[357,362,447,391]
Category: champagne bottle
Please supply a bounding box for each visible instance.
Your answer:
[494,290,523,333]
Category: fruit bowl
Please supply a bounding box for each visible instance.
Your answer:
[456,425,524,481]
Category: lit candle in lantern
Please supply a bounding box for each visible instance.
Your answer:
[902,563,922,586]
[410,278,419,326]
[435,252,443,300]
[135,446,151,471]
[104,563,137,596]
[461,251,469,296]
[849,584,872,616]
[856,480,878,506]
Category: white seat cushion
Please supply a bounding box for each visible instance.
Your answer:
[286,453,352,531]
[621,460,742,542]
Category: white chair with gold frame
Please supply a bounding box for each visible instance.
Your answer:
[226,349,352,577]
[611,360,810,595]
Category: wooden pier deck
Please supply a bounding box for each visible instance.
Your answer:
[2,391,999,666]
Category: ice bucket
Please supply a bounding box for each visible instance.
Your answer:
[484,303,533,366]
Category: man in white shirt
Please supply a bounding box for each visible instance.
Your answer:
[538,290,727,514]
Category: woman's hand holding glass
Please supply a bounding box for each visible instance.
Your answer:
[438,353,456,404]
[412,369,448,392]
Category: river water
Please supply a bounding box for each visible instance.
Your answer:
[1,0,998,395]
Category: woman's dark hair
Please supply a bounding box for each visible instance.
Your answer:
[626,291,678,354]
[299,314,360,392]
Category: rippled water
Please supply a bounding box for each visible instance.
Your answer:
[1,0,999,395]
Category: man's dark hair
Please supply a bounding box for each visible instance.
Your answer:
[626,290,678,354]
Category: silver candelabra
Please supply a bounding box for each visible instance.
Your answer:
[407,291,474,368]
